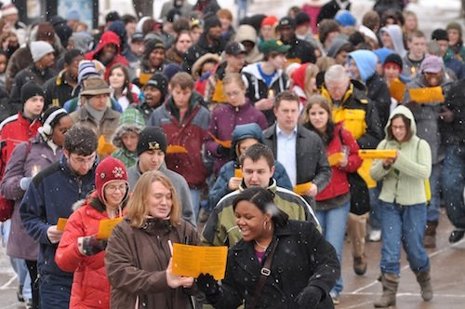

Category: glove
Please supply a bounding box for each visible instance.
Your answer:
[217,145,230,156]
[80,236,107,256]
[295,286,323,308]
[196,273,221,297]
[20,177,32,191]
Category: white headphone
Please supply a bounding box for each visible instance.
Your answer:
[38,108,68,137]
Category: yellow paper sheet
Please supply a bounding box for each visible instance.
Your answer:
[56,218,68,231]
[96,217,123,239]
[293,182,312,195]
[234,168,242,178]
[328,152,345,167]
[358,149,397,160]
[172,243,228,280]
[409,87,444,104]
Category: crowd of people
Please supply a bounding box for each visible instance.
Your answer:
[0,0,463,308]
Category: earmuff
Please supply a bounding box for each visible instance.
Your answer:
[38,108,67,137]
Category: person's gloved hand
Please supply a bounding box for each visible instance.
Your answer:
[295,286,323,308]
[196,273,221,297]
[217,145,230,156]
[19,177,32,191]
[78,236,107,256]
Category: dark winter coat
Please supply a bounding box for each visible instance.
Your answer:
[20,156,96,280]
[282,35,316,65]
[210,220,339,309]
[5,45,32,92]
[205,100,267,174]
[366,73,391,132]
[42,70,78,107]
[441,78,465,146]
[105,218,199,309]
[182,34,226,74]
[263,124,332,207]
[149,96,210,188]
[1,137,62,260]
[317,0,351,23]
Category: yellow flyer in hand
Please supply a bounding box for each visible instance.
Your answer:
[172,244,228,280]
[293,182,312,195]
[56,218,68,231]
[97,217,123,239]
[409,87,444,104]
[358,150,397,160]
[234,168,243,178]
[328,152,345,167]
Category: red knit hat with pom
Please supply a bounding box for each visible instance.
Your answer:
[95,157,128,203]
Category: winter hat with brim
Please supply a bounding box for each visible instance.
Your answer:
[383,53,403,70]
[420,55,444,74]
[258,39,291,55]
[80,77,112,96]
[137,126,167,156]
[191,53,221,80]
[30,41,55,62]
[95,156,128,204]
[21,81,44,103]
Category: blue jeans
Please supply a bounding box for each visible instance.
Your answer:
[369,183,382,230]
[442,145,465,229]
[427,162,442,222]
[316,201,350,294]
[379,202,430,275]
[39,274,72,309]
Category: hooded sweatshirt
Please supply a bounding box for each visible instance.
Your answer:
[234,24,263,64]
[370,105,432,206]
[349,50,377,83]
[380,25,407,58]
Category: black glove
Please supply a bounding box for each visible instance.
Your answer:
[217,145,230,156]
[196,273,221,297]
[295,286,323,308]
[81,236,107,256]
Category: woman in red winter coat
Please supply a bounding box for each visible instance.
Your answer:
[301,95,362,305]
[55,157,129,309]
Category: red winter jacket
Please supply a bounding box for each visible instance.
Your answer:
[0,113,41,176]
[55,193,119,309]
[316,124,362,201]
[85,31,129,81]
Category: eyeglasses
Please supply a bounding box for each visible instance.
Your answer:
[225,90,242,98]
[105,183,127,193]
[69,153,96,166]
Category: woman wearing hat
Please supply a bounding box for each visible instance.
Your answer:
[55,156,129,309]
[1,106,73,308]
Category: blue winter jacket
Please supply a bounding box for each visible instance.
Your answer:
[20,155,96,279]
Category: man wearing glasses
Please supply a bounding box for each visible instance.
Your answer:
[20,125,98,309]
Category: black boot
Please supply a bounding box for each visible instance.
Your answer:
[449,230,465,244]
[17,284,24,302]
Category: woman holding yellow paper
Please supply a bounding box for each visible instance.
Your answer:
[105,171,199,308]
[55,157,129,308]
[370,105,432,307]
[301,95,362,304]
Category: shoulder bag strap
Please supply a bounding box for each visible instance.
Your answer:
[248,238,279,309]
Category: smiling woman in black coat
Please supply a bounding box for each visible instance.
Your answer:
[197,187,340,309]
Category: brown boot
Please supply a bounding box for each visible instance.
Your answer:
[424,221,438,249]
[353,255,367,276]
[415,271,433,301]
[374,273,399,308]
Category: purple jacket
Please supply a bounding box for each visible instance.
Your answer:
[206,101,268,175]
[0,137,62,260]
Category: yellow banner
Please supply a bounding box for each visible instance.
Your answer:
[97,217,123,239]
[172,243,228,280]
[409,87,444,104]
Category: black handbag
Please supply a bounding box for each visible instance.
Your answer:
[347,172,371,215]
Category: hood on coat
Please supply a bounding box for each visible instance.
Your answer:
[385,105,416,138]
[231,123,264,151]
[234,25,263,63]
[291,63,308,89]
[349,49,377,83]
[380,25,407,57]
[90,31,121,58]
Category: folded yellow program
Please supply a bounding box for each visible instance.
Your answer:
[56,218,68,231]
[409,86,444,103]
[172,244,228,280]
[358,149,397,159]
[293,182,312,195]
[166,145,188,154]
[328,152,345,167]
[97,217,123,239]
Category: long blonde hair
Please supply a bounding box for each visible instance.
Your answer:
[127,171,181,227]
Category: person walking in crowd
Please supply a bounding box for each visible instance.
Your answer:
[276,17,317,65]
[206,72,267,175]
[370,105,433,307]
[197,187,340,309]
[1,106,72,309]
[20,126,98,309]
[107,63,141,111]
[55,157,129,309]
[301,95,362,304]
[105,171,199,308]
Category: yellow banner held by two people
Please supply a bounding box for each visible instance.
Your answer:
[408,86,445,104]
[172,243,228,280]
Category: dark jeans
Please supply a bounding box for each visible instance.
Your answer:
[39,273,72,309]
[442,145,465,229]
[25,260,39,309]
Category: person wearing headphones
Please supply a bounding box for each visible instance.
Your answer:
[0,106,73,308]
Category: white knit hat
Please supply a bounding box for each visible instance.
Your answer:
[30,41,55,62]
[1,4,18,17]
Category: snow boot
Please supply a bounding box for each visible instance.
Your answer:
[415,270,433,301]
[374,273,399,308]
[423,221,438,249]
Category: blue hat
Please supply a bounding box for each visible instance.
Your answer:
[335,10,356,27]
[66,10,80,21]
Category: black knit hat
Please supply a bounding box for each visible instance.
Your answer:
[431,29,449,41]
[21,81,44,103]
[136,126,167,156]
[203,16,222,33]
[146,73,168,102]
[383,53,403,70]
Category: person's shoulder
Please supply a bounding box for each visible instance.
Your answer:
[215,190,241,211]
[31,160,62,186]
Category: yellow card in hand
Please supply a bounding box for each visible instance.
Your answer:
[234,168,242,178]
[293,182,312,195]
[328,152,345,167]
[358,149,397,160]
[172,244,228,280]
[97,217,123,239]
[409,86,444,104]
[56,218,68,231]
